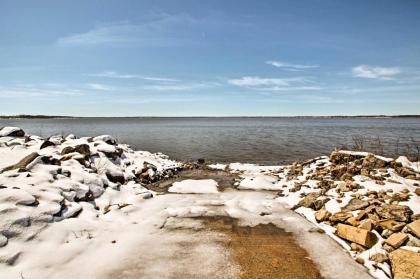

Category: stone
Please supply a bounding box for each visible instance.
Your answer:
[40,140,55,149]
[0,127,25,137]
[61,144,91,157]
[330,211,353,223]
[0,234,7,247]
[406,219,420,238]
[105,170,125,184]
[355,210,367,221]
[350,242,366,252]
[389,249,420,279]
[407,234,420,247]
[315,209,331,222]
[377,220,405,232]
[369,253,388,263]
[335,224,378,248]
[375,205,413,222]
[415,188,420,196]
[384,233,408,248]
[1,152,39,173]
[358,219,375,231]
[346,217,360,227]
[343,198,370,211]
[295,192,321,209]
[355,257,365,265]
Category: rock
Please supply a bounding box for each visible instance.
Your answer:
[407,234,420,247]
[358,219,375,231]
[315,209,331,222]
[377,220,405,232]
[330,211,353,223]
[406,219,420,238]
[355,257,365,265]
[389,249,420,279]
[0,234,7,247]
[106,169,125,184]
[350,242,366,252]
[355,210,367,221]
[0,127,25,137]
[1,152,39,172]
[370,253,388,263]
[335,224,378,248]
[294,192,321,209]
[61,144,91,157]
[346,217,360,227]
[362,154,388,169]
[384,233,408,248]
[40,140,55,149]
[375,205,413,222]
[415,188,420,196]
[343,198,370,211]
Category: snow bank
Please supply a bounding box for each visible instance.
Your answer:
[168,179,219,194]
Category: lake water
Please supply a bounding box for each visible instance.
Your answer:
[1,117,419,164]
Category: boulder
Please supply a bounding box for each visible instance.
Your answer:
[343,198,370,211]
[294,192,321,209]
[377,220,405,232]
[0,127,25,137]
[375,205,413,222]
[369,253,388,263]
[389,249,420,279]
[106,169,125,184]
[358,219,375,231]
[335,224,378,248]
[330,211,353,223]
[406,219,420,238]
[315,209,331,222]
[61,144,91,157]
[0,234,7,247]
[384,233,408,248]
[1,152,39,172]
[40,140,55,149]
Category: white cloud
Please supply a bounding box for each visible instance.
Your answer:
[86,83,113,91]
[142,82,217,91]
[88,71,179,82]
[266,60,319,71]
[56,15,199,47]
[352,65,401,79]
[228,76,320,91]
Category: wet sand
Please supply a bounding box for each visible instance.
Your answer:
[199,216,324,279]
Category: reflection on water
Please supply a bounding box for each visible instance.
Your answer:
[1,117,419,164]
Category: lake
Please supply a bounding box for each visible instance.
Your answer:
[1,117,419,164]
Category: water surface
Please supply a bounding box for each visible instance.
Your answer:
[1,117,419,164]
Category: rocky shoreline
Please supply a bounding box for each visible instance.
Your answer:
[0,126,419,278]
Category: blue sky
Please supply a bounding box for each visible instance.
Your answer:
[1,0,420,116]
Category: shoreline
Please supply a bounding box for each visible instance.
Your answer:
[0,126,419,279]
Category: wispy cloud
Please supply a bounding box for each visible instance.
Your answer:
[87,71,179,82]
[266,60,319,71]
[228,76,320,91]
[56,15,200,47]
[142,82,219,91]
[86,83,114,91]
[352,65,401,80]
[0,86,84,98]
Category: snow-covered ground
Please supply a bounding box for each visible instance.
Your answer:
[0,127,419,279]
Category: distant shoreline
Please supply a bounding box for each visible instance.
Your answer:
[0,114,420,119]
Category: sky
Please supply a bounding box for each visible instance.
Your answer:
[0,0,420,116]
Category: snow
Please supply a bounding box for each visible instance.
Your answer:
[396,156,420,172]
[207,163,227,170]
[0,127,22,137]
[168,179,219,194]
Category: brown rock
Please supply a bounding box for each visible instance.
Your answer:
[335,224,378,248]
[343,198,370,211]
[1,152,39,173]
[377,220,406,232]
[389,249,420,279]
[384,233,408,248]
[415,188,420,196]
[295,192,321,209]
[358,219,375,231]
[375,204,413,222]
[315,209,331,222]
[355,210,367,221]
[355,257,365,265]
[61,144,91,157]
[370,253,388,263]
[346,217,360,227]
[350,242,366,252]
[406,219,420,238]
[330,212,353,223]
